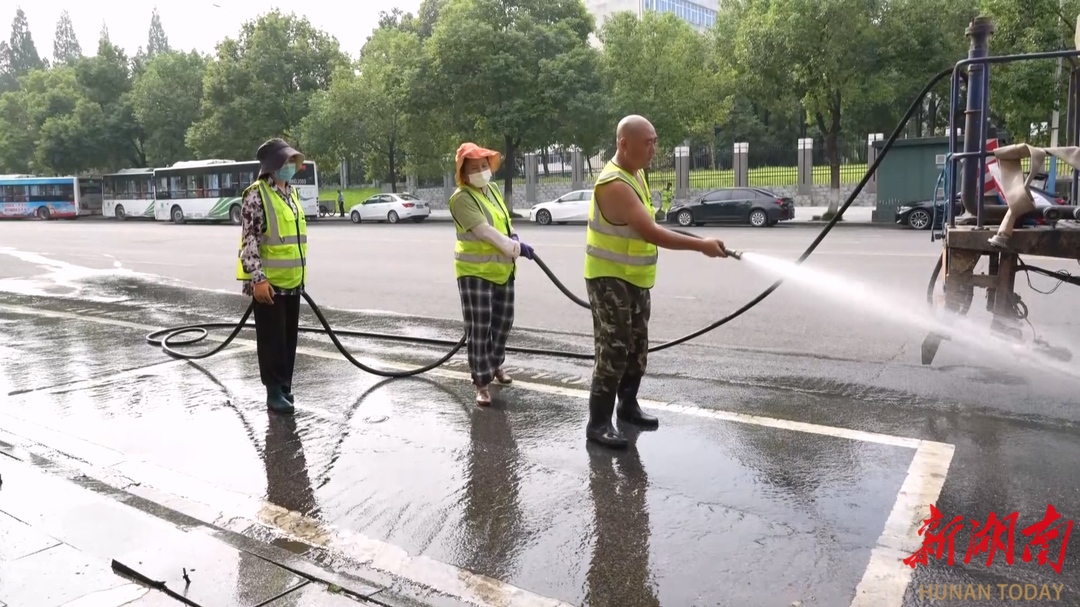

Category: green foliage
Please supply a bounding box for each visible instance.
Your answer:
[131,51,206,166]
[0,0,1075,193]
[186,10,348,160]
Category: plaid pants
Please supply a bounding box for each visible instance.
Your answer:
[458,276,515,386]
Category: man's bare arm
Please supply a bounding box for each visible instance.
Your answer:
[598,181,708,251]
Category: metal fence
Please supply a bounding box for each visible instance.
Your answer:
[347,136,878,194]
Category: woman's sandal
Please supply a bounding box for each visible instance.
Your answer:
[475,385,491,406]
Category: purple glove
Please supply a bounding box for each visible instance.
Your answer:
[511,234,534,260]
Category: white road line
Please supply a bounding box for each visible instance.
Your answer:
[0,302,956,607]
[850,440,954,607]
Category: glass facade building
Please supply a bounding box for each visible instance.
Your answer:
[643,0,717,29]
[584,0,719,31]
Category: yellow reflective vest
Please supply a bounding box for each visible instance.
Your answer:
[453,184,515,284]
[235,179,308,289]
[583,161,659,289]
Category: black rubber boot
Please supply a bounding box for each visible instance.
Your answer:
[586,383,628,449]
[282,386,295,404]
[616,375,658,429]
[266,385,295,415]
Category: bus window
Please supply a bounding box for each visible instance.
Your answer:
[220,172,236,196]
[293,163,315,186]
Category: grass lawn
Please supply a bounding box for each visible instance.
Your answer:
[318,187,379,212]
[539,164,871,188]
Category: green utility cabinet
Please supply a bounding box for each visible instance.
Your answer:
[871,132,1004,223]
[871,137,950,223]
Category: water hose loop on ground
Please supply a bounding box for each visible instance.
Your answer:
[147,66,955,376]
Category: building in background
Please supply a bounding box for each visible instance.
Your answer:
[585,0,719,32]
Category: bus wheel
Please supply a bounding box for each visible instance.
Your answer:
[171,205,185,224]
[115,205,126,220]
[230,204,241,225]
[35,206,50,220]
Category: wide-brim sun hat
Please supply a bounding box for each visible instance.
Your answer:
[257,138,306,176]
[455,142,501,186]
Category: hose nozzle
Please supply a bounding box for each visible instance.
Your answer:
[725,248,742,260]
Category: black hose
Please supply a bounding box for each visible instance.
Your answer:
[147,67,956,375]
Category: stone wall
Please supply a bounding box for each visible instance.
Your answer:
[414,181,876,209]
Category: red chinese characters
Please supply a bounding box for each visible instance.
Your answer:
[1021,504,1073,574]
[904,504,1072,573]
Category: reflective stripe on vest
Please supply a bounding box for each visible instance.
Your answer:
[236,180,307,288]
[583,161,658,289]
[453,184,515,282]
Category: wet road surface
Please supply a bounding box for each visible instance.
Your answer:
[0,221,1078,606]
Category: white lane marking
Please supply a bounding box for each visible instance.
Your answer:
[0,302,955,607]
[850,441,954,607]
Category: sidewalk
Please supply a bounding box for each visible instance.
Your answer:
[315,205,886,226]
[0,440,432,607]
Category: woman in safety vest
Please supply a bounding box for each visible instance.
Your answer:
[449,143,536,406]
[236,137,309,415]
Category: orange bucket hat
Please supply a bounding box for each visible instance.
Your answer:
[455,142,501,186]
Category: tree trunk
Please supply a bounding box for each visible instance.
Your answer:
[388,137,397,193]
[503,134,518,206]
[815,92,843,215]
[927,95,939,136]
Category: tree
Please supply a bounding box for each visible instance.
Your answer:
[131,51,206,166]
[978,0,1080,145]
[0,66,103,174]
[354,28,423,188]
[52,10,81,65]
[186,10,348,160]
[147,7,170,57]
[76,29,144,169]
[599,12,718,149]
[424,0,598,200]
[733,0,897,214]
[2,8,44,92]
[299,67,366,182]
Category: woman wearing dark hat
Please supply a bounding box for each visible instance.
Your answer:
[236,137,309,415]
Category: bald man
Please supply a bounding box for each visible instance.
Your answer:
[583,115,729,449]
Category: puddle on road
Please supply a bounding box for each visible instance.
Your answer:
[0,304,917,607]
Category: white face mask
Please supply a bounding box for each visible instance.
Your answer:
[468,169,492,188]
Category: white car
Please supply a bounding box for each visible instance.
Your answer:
[529,189,592,225]
[350,193,431,224]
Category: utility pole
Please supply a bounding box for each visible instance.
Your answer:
[1049,0,1064,190]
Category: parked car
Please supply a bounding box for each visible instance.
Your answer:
[895,199,963,230]
[529,189,592,225]
[350,193,430,224]
[666,188,794,227]
[897,186,1067,230]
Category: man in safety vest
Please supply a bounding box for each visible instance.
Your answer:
[584,116,729,449]
[449,142,536,406]
[236,137,309,415]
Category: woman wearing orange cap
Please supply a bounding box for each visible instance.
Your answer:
[449,142,536,406]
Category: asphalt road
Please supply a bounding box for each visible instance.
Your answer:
[1,218,1080,606]
[4,217,1077,363]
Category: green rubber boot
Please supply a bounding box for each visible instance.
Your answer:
[266,385,295,415]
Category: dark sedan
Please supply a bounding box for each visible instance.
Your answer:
[666,187,795,227]
[895,199,963,230]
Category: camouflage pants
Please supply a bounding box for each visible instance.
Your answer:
[586,277,651,397]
